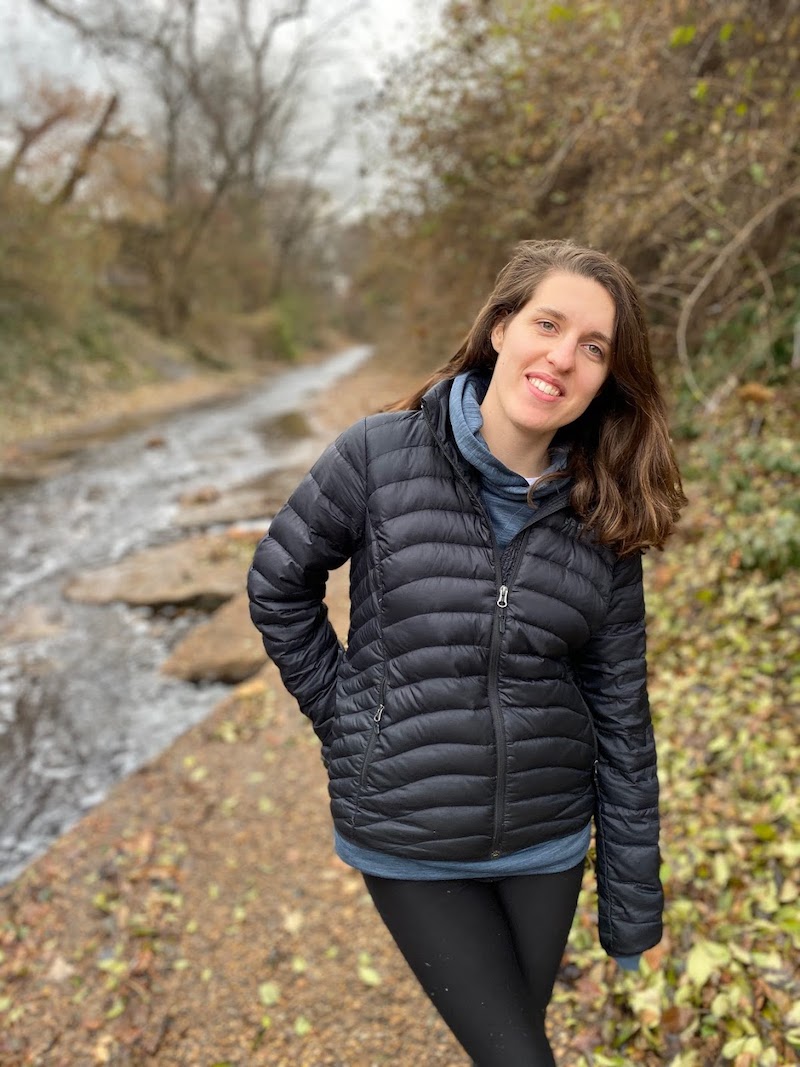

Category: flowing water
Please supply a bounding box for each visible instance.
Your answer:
[0,345,372,884]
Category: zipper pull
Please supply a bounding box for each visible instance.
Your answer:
[497,585,508,633]
[373,704,384,732]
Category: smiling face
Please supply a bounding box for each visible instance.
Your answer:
[479,270,615,477]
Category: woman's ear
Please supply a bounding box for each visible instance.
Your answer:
[490,318,505,353]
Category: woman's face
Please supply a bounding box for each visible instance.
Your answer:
[480,271,614,465]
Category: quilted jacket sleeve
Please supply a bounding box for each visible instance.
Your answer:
[571,551,663,959]
[247,420,367,749]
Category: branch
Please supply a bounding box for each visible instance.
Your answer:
[676,179,800,403]
[267,120,341,297]
[239,0,309,65]
[29,0,96,40]
[50,93,120,206]
[1,106,73,189]
[680,186,776,307]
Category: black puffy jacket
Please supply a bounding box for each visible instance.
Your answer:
[248,378,663,957]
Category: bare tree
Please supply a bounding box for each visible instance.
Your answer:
[1,106,73,192]
[29,0,356,332]
[51,92,119,206]
[0,80,124,207]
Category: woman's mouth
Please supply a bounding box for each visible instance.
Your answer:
[527,376,563,399]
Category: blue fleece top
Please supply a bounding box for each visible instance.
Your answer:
[448,369,568,549]
[334,371,640,970]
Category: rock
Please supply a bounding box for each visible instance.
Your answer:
[64,532,259,608]
[179,485,221,507]
[162,561,353,684]
[257,410,312,443]
[0,604,65,644]
[161,593,266,683]
[175,466,310,528]
[0,444,68,484]
[0,468,45,487]
[325,563,351,638]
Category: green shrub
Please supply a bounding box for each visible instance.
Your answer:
[682,408,799,580]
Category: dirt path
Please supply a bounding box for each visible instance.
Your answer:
[0,359,604,1066]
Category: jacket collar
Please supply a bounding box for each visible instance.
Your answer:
[421,377,474,477]
[420,375,576,524]
[420,375,574,520]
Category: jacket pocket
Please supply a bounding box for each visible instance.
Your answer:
[353,678,386,821]
[585,705,599,786]
[566,664,599,784]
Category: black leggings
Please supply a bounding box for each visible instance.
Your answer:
[363,861,584,1067]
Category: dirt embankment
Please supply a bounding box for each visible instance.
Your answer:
[0,320,358,485]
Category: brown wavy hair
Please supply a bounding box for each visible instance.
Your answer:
[387,239,686,555]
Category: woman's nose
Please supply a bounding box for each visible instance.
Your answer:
[546,337,576,370]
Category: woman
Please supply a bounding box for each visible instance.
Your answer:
[248,239,686,1065]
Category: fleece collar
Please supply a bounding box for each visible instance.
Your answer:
[448,370,569,500]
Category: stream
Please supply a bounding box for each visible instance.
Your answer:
[0,345,372,884]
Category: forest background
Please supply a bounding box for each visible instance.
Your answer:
[0,1,798,1065]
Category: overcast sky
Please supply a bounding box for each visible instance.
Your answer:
[0,1,438,90]
[0,0,443,211]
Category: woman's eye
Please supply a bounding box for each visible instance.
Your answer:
[586,344,605,359]
[539,320,556,332]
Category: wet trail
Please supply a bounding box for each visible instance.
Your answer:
[0,345,371,883]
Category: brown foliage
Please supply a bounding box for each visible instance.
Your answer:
[363,0,800,397]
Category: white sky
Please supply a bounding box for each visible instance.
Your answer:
[0,1,436,90]
[0,0,443,211]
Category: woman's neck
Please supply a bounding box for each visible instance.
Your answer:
[478,421,553,480]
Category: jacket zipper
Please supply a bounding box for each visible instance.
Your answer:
[586,698,600,787]
[488,529,531,856]
[568,663,600,787]
[421,405,573,858]
[358,677,386,789]
[422,418,509,849]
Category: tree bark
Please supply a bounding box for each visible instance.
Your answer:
[50,94,120,207]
